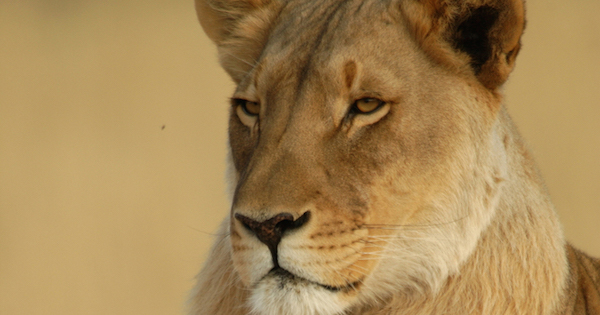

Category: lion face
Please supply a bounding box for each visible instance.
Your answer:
[197,0,523,313]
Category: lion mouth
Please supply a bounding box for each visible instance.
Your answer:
[268,267,361,293]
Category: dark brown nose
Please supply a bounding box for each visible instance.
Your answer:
[234,211,311,267]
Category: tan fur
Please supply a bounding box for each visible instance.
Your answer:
[189,0,600,314]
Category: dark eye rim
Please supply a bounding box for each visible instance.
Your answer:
[349,97,387,115]
[232,98,260,116]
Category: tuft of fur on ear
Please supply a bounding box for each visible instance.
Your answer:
[195,0,281,82]
[195,0,268,44]
[401,0,525,90]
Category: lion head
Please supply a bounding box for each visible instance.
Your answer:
[190,0,547,314]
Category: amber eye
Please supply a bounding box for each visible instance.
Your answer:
[352,98,385,114]
[235,99,260,116]
[233,98,260,127]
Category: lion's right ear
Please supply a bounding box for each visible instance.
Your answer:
[195,0,279,82]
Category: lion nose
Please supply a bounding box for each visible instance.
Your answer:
[234,211,311,266]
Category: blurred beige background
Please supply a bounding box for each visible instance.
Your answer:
[0,0,598,314]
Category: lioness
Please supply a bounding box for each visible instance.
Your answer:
[189,0,600,314]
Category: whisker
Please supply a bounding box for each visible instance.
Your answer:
[186,225,228,236]
[365,235,455,241]
[363,215,468,229]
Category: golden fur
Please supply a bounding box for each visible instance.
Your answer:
[189,0,600,314]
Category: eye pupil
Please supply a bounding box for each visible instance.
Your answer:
[354,98,383,114]
[238,100,260,116]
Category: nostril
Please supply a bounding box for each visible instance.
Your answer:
[281,211,310,231]
[235,215,255,233]
[267,212,295,229]
[234,213,257,235]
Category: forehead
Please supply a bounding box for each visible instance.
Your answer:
[270,0,391,50]
[238,0,412,92]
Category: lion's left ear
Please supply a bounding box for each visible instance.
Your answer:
[402,0,525,90]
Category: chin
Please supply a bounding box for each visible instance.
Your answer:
[248,268,353,315]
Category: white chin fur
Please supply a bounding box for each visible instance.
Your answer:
[249,273,349,315]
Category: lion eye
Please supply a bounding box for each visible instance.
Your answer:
[233,98,260,127]
[235,99,260,116]
[352,98,385,114]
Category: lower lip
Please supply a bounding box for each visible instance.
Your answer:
[268,267,360,292]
